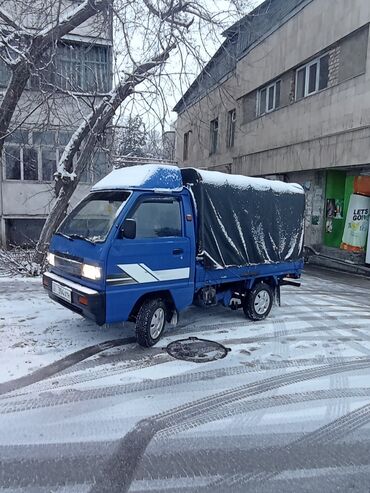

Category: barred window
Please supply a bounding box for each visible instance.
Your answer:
[56,43,110,93]
[2,42,110,94]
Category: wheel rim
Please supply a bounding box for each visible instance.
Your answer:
[150,307,165,339]
[254,290,271,315]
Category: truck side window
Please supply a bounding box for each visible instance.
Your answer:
[128,198,182,238]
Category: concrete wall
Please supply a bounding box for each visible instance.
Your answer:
[0,181,92,246]
[1,182,90,217]
[288,170,326,247]
[175,0,370,177]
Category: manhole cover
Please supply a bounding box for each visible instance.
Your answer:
[166,337,231,363]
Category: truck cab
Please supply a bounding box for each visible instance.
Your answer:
[43,165,196,345]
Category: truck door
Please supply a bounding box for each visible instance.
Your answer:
[105,195,194,323]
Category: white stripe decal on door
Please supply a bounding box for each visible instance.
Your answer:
[153,268,190,281]
[117,264,190,283]
[117,264,158,283]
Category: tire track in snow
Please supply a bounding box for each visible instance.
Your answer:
[1,320,357,400]
[0,355,365,413]
[156,386,370,440]
[3,388,370,490]
[88,358,370,493]
[0,337,136,396]
[210,401,370,491]
[294,295,351,421]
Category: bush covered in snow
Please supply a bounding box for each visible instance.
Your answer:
[0,248,43,277]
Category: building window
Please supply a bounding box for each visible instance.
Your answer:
[5,146,39,181]
[4,147,21,180]
[3,129,108,183]
[23,148,39,180]
[1,43,111,94]
[42,148,57,181]
[210,118,219,155]
[55,43,111,93]
[5,218,46,247]
[183,131,190,161]
[226,109,236,148]
[296,54,329,99]
[257,80,281,116]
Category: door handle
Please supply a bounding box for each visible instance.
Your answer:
[173,248,184,255]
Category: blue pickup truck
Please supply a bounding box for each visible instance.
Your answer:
[43,164,305,347]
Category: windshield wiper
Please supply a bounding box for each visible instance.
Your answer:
[68,234,96,245]
[55,232,73,241]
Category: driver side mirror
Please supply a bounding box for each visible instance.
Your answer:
[121,218,136,239]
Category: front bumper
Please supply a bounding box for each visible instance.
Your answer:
[43,272,106,325]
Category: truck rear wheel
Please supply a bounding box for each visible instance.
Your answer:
[135,298,167,347]
[243,283,273,321]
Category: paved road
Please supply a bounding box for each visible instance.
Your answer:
[1,266,370,492]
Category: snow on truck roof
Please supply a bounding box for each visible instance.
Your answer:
[92,164,183,192]
[195,169,304,194]
[92,164,304,194]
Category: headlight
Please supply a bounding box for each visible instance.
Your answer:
[81,264,101,280]
[47,252,55,266]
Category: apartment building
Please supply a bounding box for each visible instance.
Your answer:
[0,1,112,246]
[174,0,370,265]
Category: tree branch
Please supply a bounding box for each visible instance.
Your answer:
[0,7,24,32]
[142,0,194,28]
[36,0,110,44]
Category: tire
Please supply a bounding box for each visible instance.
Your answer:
[243,282,273,321]
[135,298,167,347]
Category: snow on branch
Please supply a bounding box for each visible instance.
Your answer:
[142,0,194,28]
[0,8,25,32]
[37,0,109,43]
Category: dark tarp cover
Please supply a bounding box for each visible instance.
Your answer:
[181,168,305,269]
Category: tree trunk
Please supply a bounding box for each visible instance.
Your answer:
[33,100,121,265]
[0,63,30,154]
[33,188,71,265]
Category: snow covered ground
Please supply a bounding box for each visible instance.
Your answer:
[0,266,370,492]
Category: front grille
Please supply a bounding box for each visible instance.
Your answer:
[54,254,82,277]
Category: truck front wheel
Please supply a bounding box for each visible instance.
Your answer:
[136,298,167,347]
[243,283,273,321]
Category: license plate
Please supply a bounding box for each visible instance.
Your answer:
[52,281,72,303]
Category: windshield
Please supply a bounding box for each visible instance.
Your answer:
[58,191,130,243]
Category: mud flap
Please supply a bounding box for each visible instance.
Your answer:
[170,309,179,326]
[275,284,281,307]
